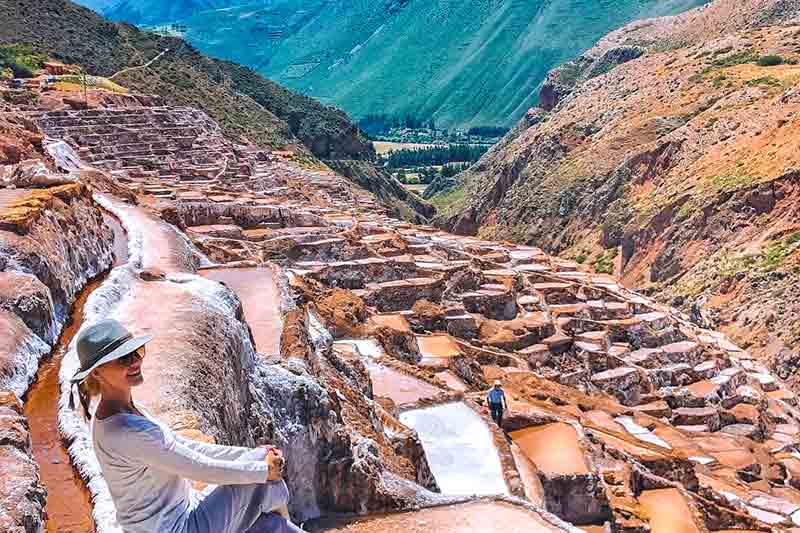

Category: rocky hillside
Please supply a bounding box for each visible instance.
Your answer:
[438,0,800,384]
[0,0,437,220]
[0,0,373,162]
[76,0,706,128]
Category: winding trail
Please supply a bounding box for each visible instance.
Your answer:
[109,49,169,80]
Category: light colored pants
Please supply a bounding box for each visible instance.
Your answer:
[184,480,303,533]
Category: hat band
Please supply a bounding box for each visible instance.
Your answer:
[80,332,134,372]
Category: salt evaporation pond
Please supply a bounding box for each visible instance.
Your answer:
[399,402,508,496]
[200,267,282,356]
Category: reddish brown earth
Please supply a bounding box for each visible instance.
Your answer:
[24,277,101,533]
[0,114,46,166]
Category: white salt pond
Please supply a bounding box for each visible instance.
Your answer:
[399,402,508,496]
[332,338,386,358]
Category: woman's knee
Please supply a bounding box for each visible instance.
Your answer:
[252,480,289,508]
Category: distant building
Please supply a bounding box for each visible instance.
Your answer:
[145,23,187,38]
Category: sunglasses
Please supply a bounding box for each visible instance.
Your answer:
[117,347,146,367]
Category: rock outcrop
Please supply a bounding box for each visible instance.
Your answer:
[0,110,120,532]
[0,391,46,533]
[0,183,113,395]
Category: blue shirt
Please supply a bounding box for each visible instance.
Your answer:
[487,387,505,405]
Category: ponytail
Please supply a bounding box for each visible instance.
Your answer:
[75,374,100,420]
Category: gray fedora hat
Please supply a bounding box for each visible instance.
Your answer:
[71,319,152,383]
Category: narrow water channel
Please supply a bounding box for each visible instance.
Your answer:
[22,213,127,533]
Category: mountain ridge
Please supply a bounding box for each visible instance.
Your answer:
[0,0,435,220]
[75,0,708,128]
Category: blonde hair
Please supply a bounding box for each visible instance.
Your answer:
[77,373,101,420]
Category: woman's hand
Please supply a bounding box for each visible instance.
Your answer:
[264,447,285,481]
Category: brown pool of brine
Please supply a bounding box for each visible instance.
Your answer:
[509,422,590,477]
[200,267,283,355]
[22,213,127,533]
[639,488,701,533]
[366,362,441,405]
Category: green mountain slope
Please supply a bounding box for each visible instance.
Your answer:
[104,0,226,25]
[79,0,707,128]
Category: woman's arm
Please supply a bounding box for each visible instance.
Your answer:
[119,420,270,485]
[141,408,267,462]
[174,434,267,462]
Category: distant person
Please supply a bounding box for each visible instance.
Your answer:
[487,380,507,428]
[71,319,303,533]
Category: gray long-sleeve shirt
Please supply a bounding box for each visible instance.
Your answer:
[92,411,269,533]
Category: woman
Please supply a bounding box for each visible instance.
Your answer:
[71,318,303,533]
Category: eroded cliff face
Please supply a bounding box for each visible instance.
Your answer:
[0,182,114,396]
[438,0,800,383]
[0,391,46,533]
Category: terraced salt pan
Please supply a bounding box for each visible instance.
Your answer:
[639,488,701,533]
[435,369,468,391]
[369,312,411,332]
[416,334,461,367]
[201,267,283,355]
[615,416,672,449]
[399,402,508,496]
[332,338,385,358]
[510,423,590,477]
[366,361,441,405]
